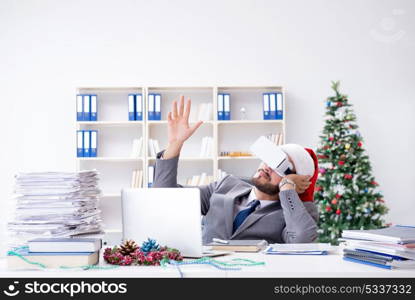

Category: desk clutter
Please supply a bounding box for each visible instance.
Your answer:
[8,171,103,248]
[340,225,415,269]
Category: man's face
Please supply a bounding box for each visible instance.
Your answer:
[251,162,284,196]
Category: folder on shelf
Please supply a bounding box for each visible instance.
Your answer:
[90,130,97,157]
[90,94,97,121]
[148,165,154,188]
[77,130,84,157]
[76,95,83,121]
[83,95,91,121]
[131,170,137,188]
[128,94,135,121]
[137,170,143,188]
[223,93,231,120]
[83,130,91,157]
[269,93,276,119]
[276,92,283,120]
[154,94,161,120]
[217,94,224,120]
[148,94,155,120]
[135,94,143,121]
[263,93,270,120]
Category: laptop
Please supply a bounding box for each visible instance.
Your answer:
[121,188,230,258]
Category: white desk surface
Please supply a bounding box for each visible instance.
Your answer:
[1,247,415,278]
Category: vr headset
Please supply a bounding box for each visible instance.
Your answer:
[249,136,294,177]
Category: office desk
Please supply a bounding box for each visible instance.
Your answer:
[1,247,414,278]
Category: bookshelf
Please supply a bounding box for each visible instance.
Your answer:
[75,86,285,235]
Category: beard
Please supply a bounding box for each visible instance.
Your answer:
[251,173,280,196]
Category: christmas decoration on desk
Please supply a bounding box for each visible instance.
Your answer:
[103,238,183,266]
[315,81,388,245]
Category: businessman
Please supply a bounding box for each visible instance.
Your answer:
[153,96,319,244]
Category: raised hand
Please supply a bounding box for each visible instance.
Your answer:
[163,96,203,159]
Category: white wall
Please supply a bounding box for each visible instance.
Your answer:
[1,0,414,243]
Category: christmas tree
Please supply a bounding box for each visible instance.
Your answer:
[315,81,388,244]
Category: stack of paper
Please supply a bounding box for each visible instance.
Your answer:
[264,243,332,255]
[8,171,103,247]
[340,225,415,269]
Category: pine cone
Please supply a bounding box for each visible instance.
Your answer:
[119,240,138,256]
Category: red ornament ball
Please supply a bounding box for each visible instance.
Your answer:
[336,102,343,107]
[325,206,332,212]
[357,141,363,147]
[344,174,353,180]
[336,209,341,215]
[335,193,342,199]
[331,199,338,205]
[328,137,334,141]
[315,186,322,192]
[371,181,378,186]
[338,160,345,166]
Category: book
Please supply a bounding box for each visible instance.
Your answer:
[7,247,99,269]
[341,225,415,244]
[265,243,332,255]
[28,238,102,253]
[343,256,415,269]
[342,239,415,260]
[207,240,268,252]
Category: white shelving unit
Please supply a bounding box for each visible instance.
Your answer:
[76,86,285,234]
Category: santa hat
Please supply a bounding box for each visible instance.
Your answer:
[279,144,319,202]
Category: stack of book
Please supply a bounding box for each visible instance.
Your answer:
[341,225,415,269]
[199,136,213,157]
[130,137,143,158]
[131,169,144,188]
[185,173,214,186]
[8,171,103,248]
[148,139,161,157]
[191,102,212,121]
[217,169,228,180]
[8,238,101,269]
[266,132,284,145]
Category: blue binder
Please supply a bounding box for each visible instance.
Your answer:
[83,130,91,157]
[154,94,161,120]
[217,94,224,120]
[90,130,98,157]
[83,95,91,121]
[148,94,155,120]
[223,94,231,120]
[343,257,391,270]
[269,93,276,119]
[77,130,84,157]
[76,95,83,121]
[276,92,283,120]
[90,94,97,121]
[128,94,135,121]
[135,94,143,121]
[263,93,270,120]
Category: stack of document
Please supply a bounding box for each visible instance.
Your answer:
[264,243,332,255]
[340,225,415,269]
[8,171,102,247]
